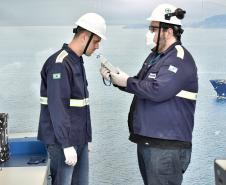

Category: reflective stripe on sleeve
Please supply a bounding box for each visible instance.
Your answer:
[176,90,197,100]
[70,98,89,107]
[40,97,89,107]
[40,97,48,105]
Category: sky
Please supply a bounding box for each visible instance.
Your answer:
[95,0,226,24]
[0,0,226,26]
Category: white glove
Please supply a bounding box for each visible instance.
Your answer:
[110,68,129,87]
[100,66,110,81]
[63,147,77,166]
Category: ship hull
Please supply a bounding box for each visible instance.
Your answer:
[210,79,226,98]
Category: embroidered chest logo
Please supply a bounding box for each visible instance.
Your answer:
[53,73,61,79]
[168,65,178,73]
[148,73,156,79]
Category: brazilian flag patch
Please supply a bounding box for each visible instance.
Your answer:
[53,73,61,79]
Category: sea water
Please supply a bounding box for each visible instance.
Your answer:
[0,25,226,185]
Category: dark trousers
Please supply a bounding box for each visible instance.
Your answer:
[47,144,89,185]
[137,143,191,185]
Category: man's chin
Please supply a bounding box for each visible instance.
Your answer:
[85,52,92,57]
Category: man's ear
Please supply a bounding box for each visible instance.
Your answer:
[168,27,174,36]
[81,31,88,42]
[165,28,174,39]
[80,31,89,43]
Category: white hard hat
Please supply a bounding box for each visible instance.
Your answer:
[147,4,182,26]
[76,13,107,40]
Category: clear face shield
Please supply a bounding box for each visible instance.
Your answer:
[145,30,156,49]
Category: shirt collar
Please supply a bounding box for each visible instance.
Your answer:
[161,41,182,55]
[62,43,84,63]
[151,41,182,57]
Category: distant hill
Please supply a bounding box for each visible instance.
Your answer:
[123,14,226,29]
[191,14,226,28]
[122,24,147,29]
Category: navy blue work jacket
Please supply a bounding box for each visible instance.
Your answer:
[125,42,198,142]
[38,44,91,148]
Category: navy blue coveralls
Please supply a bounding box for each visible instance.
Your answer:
[38,44,92,148]
[123,41,198,144]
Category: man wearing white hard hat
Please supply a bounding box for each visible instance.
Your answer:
[38,13,106,185]
[101,3,198,185]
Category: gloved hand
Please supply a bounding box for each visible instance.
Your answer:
[110,68,129,87]
[63,146,77,166]
[100,66,111,81]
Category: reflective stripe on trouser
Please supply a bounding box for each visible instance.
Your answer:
[176,90,197,100]
[40,97,89,107]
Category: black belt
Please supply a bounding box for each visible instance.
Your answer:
[129,134,192,149]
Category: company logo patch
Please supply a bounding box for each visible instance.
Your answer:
[53,73,61,79]
[148,73,156,79]
[168,65,178,73]
[165,8,171,14]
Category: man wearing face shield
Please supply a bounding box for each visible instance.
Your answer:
[38,13,106,185]
[100,3,198,185]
